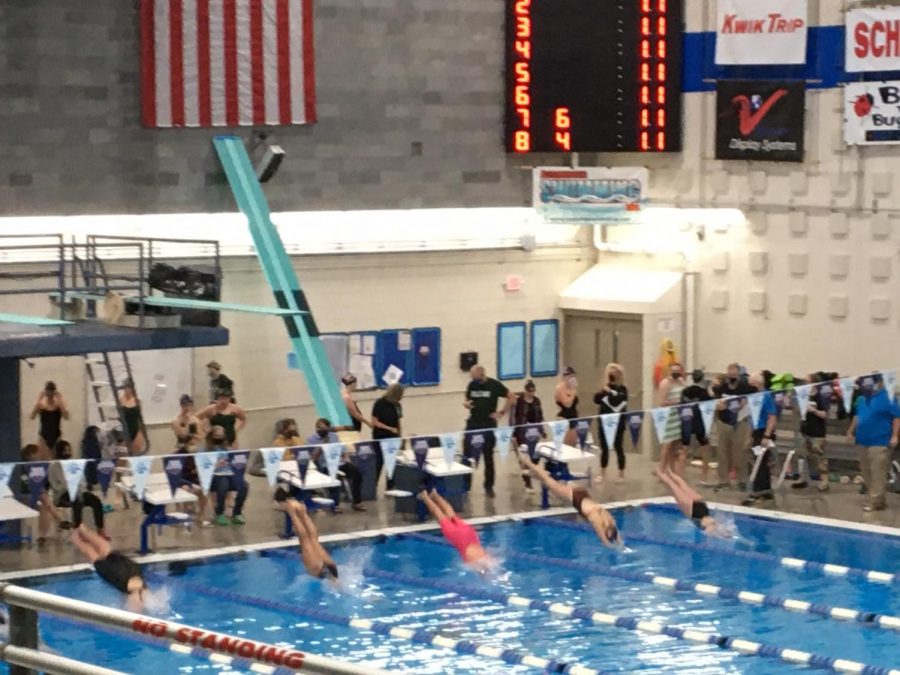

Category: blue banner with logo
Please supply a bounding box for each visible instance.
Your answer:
[163,456,184,498]
[412,437,430,471]
[230,451,250,490]
[27,462,49,508]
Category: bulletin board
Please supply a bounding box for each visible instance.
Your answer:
[530,319,560,377]
[411,327,441,386]
[319,333,349,385]
[497,322,527,380]
[376,329,412,387]
[347,331,379,390]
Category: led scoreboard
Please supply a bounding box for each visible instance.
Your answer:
[505,0,683,153]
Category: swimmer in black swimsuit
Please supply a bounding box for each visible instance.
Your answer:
[654,469,721,536]
[29,381,69,458]
[71,524,148,611]
[519,453,620,548]
[274,488,339,585]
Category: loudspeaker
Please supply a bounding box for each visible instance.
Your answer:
[459,352,478,371]
[255,144,285,183]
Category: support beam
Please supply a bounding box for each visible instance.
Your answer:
[0,359,20,463]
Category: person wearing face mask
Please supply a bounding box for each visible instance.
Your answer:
[197,389,246,449]
[306,418,365,512]
[594,363,628,483]
[656,363,687,476]
[514,380,546,492]
[846,374,900,512]
[47,439,107,537]
[463,365,512,498]
[206,426,249,526]
[555,367,580,447]
[792,373,831,492]
[273,418,303,459]
[713,363,755,489]
[171,394,203,451]
[680,369,714,485]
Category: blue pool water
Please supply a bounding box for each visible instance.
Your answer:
[3,505,900,674]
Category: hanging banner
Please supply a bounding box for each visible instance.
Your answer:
[548,419,568,452]
[600,414,621,451]
[464,432,486,467]
[294,447,312,484]
[845,81,900,146]
[259,447,285,487]
[650,408,672,442]
[883,371,898,403]
[163,456,184,498]
[355,442,376,462]
[380,438,402,480]
[523,424,543,461]
[575,419,591,450]
[322,444,343,479]
[838,377,856,412]
[747,392,765,429]
[60,459,87,503]
[127,456,154,498]
[27,462,49,508]
[439,433,459,468]
[625,412,644,447]
[716,80,805,162]
[231,451,250,490]
[533,167,648,223]
[715,0,808,66]
[679,405,695,441]
[698,400,717,437]
[846,7,900,73]
[772,390,790,412]
[495,427,514,460]
[794,384,811,418]
[194,452,217,494]
[96,459,116,497]
[0,463,14,500]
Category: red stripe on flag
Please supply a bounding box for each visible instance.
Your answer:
[140,0,157,127]
[276,0,291,124]
[223,0,239,126]
[197,0,211,126]
[250,0,265,125]
[302,0,316,123]
[169,0,185,126]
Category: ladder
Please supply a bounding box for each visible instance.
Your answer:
[83,351,148,452]
[212,135,350,426]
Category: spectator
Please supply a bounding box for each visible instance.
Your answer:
[273,418,303,459]
[554,366,580,447]
[118,379,146,455]
[47,440,106,538]
[713,363,755,489]
[197,389,246,449]
[171,394,203,451]
[594,363,628,484]
[652,338,679,389]
[743,372,779,504]
[206,361,233,403]
[793,373,831,492]
[20,444,65,545]
[306,418,364,512]
[205,426,248,526]
[847,375,899,512]
[463,365,512,498]
[680,369,713,485]
[174,439,211,527]
[514,380,545,492]
[656,363,686,476]
[372,384,404,489]
[29,381,69,460]
[340,374,371,434]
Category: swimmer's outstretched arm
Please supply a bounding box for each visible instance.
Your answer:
[519,453,574,501]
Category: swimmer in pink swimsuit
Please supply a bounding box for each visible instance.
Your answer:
[418,489,492,573]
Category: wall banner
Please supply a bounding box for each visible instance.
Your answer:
[845,80,900,145]
[716,0,808,65]
[715,80,805,162]
[846,6,900,73]
[532,167,648,223]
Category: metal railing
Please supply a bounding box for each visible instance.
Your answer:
[0,583,387,675]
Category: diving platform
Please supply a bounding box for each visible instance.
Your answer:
[0,313,74,327]
[54,292,305,317]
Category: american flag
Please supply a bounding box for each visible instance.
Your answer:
[140,0,315,128]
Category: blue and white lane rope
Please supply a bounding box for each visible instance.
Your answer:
[533,516,898,585]
[395,534,900,675]
[161,571,606,675]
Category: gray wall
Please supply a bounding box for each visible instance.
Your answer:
[0,0,548,215]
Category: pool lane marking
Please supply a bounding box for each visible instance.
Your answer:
[358,556,900,675]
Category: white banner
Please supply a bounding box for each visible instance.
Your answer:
[838,377,856,412]
[883,371,898,403]
[698,400,717,437]
[193,452,217,495]
[258,448,284,487]
[533,167,647,223]
[794,384,811,418]
[600,414,621,451]
[548,419,569,451]
[716,0,808,65]
[845,81,900,145]
[380,438,402,480]
[127,456,154,498]
[439,433,459,468]
[0,463,15,499]
[60,459,87,502]
[323,443,343,479]
[651,407,671,442]
[846,7,900,72]
[495,427,514,461]
[746,392,765,429]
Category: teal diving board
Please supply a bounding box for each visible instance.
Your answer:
[0,313,74,327]
[56,292,303,317]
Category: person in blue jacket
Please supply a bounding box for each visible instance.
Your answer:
[847,374,900,512]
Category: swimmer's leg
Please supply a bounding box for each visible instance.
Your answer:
[71,525,110,562]
[654,470,695,518]
[519,454,574,502]
[418,489,448,522]
[427,489,457,519]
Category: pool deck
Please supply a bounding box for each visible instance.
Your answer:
[1,452,897,578]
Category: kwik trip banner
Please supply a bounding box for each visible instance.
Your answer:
[845,81,900,146]
[715,80,805,162]
[532,167,648,223]
[715,0,808,65]
[847,6,900,72]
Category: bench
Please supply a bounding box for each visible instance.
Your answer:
[115,474,197,553]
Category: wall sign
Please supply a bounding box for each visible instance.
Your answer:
[846,6,900,73]
[532,167,648,223]
[845,81,900,146]
[715,0,808,65]
[715,80,805,162]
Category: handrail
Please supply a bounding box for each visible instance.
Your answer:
[0,644,126,675]
[0,584,388,675]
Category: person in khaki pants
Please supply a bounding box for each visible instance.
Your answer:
[846,375,900,512]
[713,364,755,488]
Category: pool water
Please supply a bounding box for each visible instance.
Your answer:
[3,504,900,674]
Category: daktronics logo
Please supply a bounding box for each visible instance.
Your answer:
[852,18,900,59]
[721,13,804,34]
[731,89,789,135]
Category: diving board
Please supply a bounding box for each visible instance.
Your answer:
[212,135,351,426]
[53,292,303,317]
[0,312,73,327]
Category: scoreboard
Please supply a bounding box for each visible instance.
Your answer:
[505,0,684,154]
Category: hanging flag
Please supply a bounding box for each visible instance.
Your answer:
[294,447,311,484]
[194,452,217,494]
[60,459,88,502]
[323,444,342,479]
[625,412,644,447]
[127,456,154,499]
[600,414,621,451]
[883,371,897,403]
[163,456,185,498]
[380,438,402,480]
[837,377,855,412]
[439,433,459,468]
[26,462,49,508]
[747,392,765,429]
[139,0,317,129]
[0,463,14,500]
[772,390,790,412]
[411,437,430,471]
[495,427,514,460]
[548,419,568,451]
[698,400,717,437]
[679,405,695,441]
[231,450,250,490]
[724,396,743,425]
[464,432,486,467]
[575,419,591,450]
[96,459,117,497]
[258,447,284,487]
[650,407,672,442]
[794,384,811,417]
[355,442,376,461]
[523,424,543,461]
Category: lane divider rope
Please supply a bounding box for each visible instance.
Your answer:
[532,516,898,585]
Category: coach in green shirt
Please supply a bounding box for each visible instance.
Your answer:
[463,365,513,497]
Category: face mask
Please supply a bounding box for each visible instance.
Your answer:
[212,437,226,445]
[671,372,682,380]
[728,377,738,385]
[609,374,617,383]
[317,429,329,439]
[567,377,578,387]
